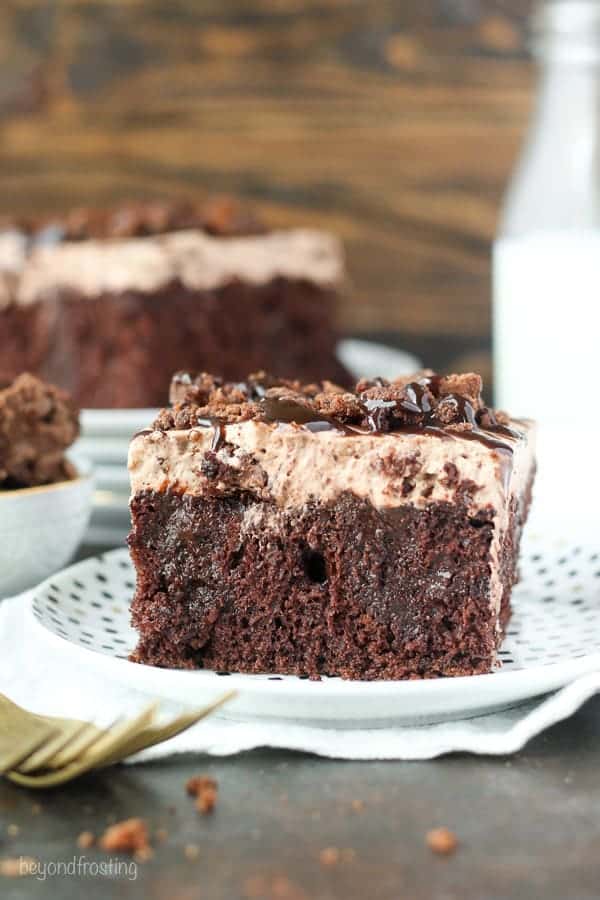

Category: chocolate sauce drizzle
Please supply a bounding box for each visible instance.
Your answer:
[197,417,226,451]
[259,377,521,455]
[260,397,363,435]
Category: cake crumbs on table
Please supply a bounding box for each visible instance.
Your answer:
[99,817,152,857]
[77,831,95,849]
[318,846,355,867]
[155,828,169,844]
[243,873,308,900]
[184,844,200,861]
[6,824,19,837]
[319,847,341,866]
[0,857,38,878]
[426,827,459,855]
[186,774,218,814]
[350,799,365,812]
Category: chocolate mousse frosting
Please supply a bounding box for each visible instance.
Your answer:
[132,368,533,538]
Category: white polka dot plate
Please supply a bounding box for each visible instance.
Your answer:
[28,531,600,727]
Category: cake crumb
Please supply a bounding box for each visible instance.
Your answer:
[319,847,340,866]
[0,857,37,878]
[350,799,365,812]
[77,831,95,849]
[426,827,459,855]
[6,824,19,838]
[319,846,355,866]
[243,874,308,900]
[184,843,200,861]
[196,786,217,814]
[31,803,42,815]
[99,818,151,856]
[155,828,168,844]
[186,775,218,814]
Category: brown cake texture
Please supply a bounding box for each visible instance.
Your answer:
[0,199,347,408]
[0,373,79,488]
[127,370,536,680]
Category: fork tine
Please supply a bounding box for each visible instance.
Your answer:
[0,694,59,774]
[5,692,235,789]
[0,727,59,776]
[17,722,103,773]
[100,691,237,766]
[43,722,108,770]
[6,704,159,789]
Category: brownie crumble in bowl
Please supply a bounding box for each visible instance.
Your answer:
[0,373,93,597]
[127,370,535,680]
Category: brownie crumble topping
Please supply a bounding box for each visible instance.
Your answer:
[157,369,519,453]
[2,196,264,245]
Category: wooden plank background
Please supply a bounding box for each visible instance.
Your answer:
[0,0,536,382]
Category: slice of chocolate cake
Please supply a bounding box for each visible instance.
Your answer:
[127,371,536,680]
[0,373,79,488]
[0,199,346,408]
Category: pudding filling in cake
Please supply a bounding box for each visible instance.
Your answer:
[128,371,535,680]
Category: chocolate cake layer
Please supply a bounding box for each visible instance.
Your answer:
[0,201,346,408]
[9,278,344,409]
[128,371,536,680]
[129,489,530,678]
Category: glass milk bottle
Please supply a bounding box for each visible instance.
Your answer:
[493,0,600,523]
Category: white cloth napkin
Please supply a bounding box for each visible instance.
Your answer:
[1,592,598,761]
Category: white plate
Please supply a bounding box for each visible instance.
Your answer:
[80,340,421,440]
[29,531,600,727]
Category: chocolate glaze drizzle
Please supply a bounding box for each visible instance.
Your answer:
[259,377,521,455]
[260,397,363,436]
[197,417,226,451]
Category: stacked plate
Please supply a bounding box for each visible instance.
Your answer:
[76,407,156,546]
[75,340,421,548]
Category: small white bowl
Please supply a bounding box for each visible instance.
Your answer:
[0,457,94,598]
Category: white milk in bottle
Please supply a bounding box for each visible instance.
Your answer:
[493,1,600,526]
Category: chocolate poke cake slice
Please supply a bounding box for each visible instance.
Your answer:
[0,198,346,408]
[0,373,79,489]
[127,370,535,679]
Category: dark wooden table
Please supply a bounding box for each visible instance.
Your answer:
[1,696,600,899]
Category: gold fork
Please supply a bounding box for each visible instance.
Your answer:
[0,691,235,789]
